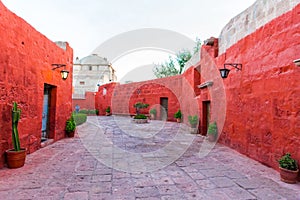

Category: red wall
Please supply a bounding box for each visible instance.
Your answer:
[0,2,73,168]
[199,4,300,170]
[72,92,96,111]
[94,3,299,175]
[96,71,200,123]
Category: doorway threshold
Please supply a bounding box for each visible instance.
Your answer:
[41,139,54,148]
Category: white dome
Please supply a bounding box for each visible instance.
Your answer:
[77,54,109,65]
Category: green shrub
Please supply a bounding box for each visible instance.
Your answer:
[72,113,87,126]
[150,108,157,115]
[77,109,99,115]
[66,116,76,132]
[207,122,217,135]
[105,106,111,113]
[174,110,182,119]
[278,153,298,171]
[188,115,198,125]
[134,114,147,119]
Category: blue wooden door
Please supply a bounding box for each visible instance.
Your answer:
[42,88,49,139]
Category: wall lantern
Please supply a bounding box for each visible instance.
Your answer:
[52,64,69,80]
[219,63,242,79]
[293,59,300,66]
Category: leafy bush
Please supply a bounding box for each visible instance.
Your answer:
[78,109,98,115]
[174,110,182,119]
[150,108,157,115]
[134,114,147,119]
[134,102,149,109]
[105,106,111,113]
[188,115,198,125]
[207,122,217,135]
[72,113,87,126]
[278,153,298,171]
[66,116,76,132]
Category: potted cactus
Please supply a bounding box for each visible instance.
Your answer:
[5,102,26,168]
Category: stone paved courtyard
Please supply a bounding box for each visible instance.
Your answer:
[0,116,299,200]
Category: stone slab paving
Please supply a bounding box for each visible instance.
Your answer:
[0,116,299,200]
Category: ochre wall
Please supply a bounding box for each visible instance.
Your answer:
[0,2,73,168]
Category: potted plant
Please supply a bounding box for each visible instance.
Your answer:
[278,153,299,184]
[134,102,149,115]
[65,115,76,137]
[6,102,27,169]
[174,110,182,123]
[149,108,157,120]
[133,114,148,124]
[188,115,198,134]
[105,106,111,116]
[207,122,217,142]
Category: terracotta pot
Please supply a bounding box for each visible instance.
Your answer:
[176,118,181,123]
[67,131,75,137]
[6,148,26,169]
[208,134,216,142]
[106,112,111,116]
[190,128,198,134]
[150,114,156,120]
[279,167,299,184]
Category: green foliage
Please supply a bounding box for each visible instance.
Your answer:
[78,109,98,115]
[174,110,182,119]
[153,38,201,78]
[176,50,192,74]
[193,37,202,54]
[134,102,149,109]
[65,116,76,133]
[134,102,149,114]
[134,114,147,119]
[12,102,21,151]
[72,113,87,126]
[207,122,217,135]
[153,57,179,78]
[278,153,298,171]
[188,115,198,125]
[149,108,157,115]
[105,106,111,113]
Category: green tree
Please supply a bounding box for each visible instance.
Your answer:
[153,56,179,78]
[153,38,201,78]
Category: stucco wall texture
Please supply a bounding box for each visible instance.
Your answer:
[0,2,73,168]
[96,3,300,175]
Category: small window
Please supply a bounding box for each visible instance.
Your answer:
[80,81,85,85]
[89,66,92,71]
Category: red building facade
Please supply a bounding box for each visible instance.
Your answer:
[95,3,300,176]
[0,2,73,168]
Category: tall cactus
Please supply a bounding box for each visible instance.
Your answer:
[12,102,21,151]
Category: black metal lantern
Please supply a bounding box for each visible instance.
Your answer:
[60,69,69,80]
[52,64,69,80]
[219,68,230,78]
[220,63,242,79]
